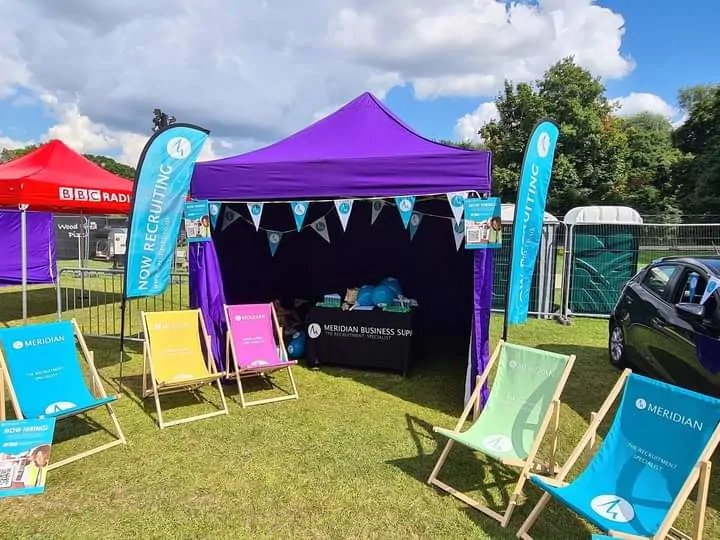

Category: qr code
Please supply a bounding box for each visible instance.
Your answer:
[467,229,481,243]
[0,464,15,488]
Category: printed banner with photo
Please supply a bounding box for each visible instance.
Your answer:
[184,200,212,243]
[463,197,502,249]
[0,418,56,498]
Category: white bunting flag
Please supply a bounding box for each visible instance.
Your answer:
[222,206,242,231]
[246,203,264,231]
[409,212,423,240]
[447,191,469,224]
[453,220,465,251]
[395,196,416,229]
[334,199,353,231]
[311,216,331,243]
[701,276,720,305]
[267,231,283,257]
[291,201,309,231]
[371,200,385,224]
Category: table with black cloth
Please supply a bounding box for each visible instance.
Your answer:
[305,306,415,376]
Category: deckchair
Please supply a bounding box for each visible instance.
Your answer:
[517,369,720,540]
[141,309,229,429]
[428,340,576,527]
[224,303,299,407]
[0,319,125,469]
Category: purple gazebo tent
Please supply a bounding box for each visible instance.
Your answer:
[190,92,494,401]
[0,210,57,287]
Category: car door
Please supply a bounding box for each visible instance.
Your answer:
[628,262,683,379]
[658,267,716,394]
[664,268,720,396]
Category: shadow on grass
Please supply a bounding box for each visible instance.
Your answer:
[386,413,591,539]
[314,335,470,417]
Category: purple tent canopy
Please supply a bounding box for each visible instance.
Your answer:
[189,92,493,402]
[192,92,491,201]
[0,210,57,286]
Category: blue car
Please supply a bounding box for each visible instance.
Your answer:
[609,256,720,396]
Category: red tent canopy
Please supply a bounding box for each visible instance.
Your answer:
[0,140,133,215]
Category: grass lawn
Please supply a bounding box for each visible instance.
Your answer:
[1,284,720,539]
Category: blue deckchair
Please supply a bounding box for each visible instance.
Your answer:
[517,369,720,540]
[0,320,126,469]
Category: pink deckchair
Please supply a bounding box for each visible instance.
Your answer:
[224,303,299,407]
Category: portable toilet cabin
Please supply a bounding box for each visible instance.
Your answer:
[492,204,561,319]
[562,205,643,317]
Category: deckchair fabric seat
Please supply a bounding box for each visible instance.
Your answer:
[428,340,575,528]
[518,370,720,540]
[224,303,299,408]
[0,319,126,470]
[141,309,229,429]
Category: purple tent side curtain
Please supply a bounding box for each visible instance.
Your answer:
[0,210,57,286]
[472,248,493,405]
[191,92,492,200]
[189,240,228,373]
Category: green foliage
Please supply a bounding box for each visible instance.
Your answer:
[471,58,718,221]
[0,144,136,179]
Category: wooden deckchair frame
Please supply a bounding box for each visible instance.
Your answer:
[428,340,576,528]
[0,319,126,470]
[141,309,229,429]
[224,303,299,408]
[517,368,720,540]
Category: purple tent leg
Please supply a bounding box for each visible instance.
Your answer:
[472,248,493,405]
[189,240,228,373]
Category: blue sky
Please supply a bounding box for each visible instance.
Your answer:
[0,1,715,163]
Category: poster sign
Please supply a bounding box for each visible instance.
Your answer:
[464,197,502,249]
[0,418,56,499]
[184,200,211,243]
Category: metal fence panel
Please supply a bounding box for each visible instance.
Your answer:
[564,223,720,318]
[58,267,189,341]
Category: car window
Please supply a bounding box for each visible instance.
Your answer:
[678,271,707,304]
[641,264,680,301]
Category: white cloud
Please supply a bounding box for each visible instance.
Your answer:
[0,133,32,152]
[613,92,677,119]
[0,0,633,155]
[454,102,500,142]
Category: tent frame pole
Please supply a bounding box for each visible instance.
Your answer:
[19,204,29,324]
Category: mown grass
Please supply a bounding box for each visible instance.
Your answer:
[1,280,719,539]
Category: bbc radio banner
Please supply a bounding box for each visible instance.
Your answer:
[124,124,209,299]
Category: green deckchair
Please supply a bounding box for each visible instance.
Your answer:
[428,340,575,528]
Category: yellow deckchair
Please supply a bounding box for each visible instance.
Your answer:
[141,309,229,429]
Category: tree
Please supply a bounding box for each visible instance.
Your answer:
[480,57,630,217]
[618,112,682,219]
[672,84,720,218]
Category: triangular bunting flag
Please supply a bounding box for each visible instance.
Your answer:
[267,231,283,257]
[409,212,423,240]
[209,202,221,229]
[291,201,309,231]
[447,192,469,224]
[395,196,415,229]
[246,203,264,231]
[221,207,242,231]
[701,276,720,305]
[334,199,353,231]
[371,200,385,225]
[453,220,465,251]
[311,217,331,243]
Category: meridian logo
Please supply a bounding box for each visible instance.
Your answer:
[590,495,635,523]
[12,341,23,350]
[308,324,321,339]
[537,131,551,158]
[166,137,192,159]
[11,335,65,349]
[634,397,704,431]
[234,314,265,322]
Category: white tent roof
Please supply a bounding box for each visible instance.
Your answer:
[563,205,643,225]
[501,203,559,223]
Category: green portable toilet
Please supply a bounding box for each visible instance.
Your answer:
[492,204,561,319]
[563,206,643,316]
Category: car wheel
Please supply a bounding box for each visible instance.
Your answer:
[609,322,627,368]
